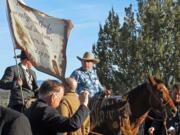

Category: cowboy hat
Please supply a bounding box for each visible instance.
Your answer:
[77,52,100,64]
[14,51,28,60]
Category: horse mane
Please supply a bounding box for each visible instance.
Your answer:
[90,92,131,126]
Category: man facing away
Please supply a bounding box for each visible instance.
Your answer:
[0,51,38,112]
[70,52,105,97]
[58,77,90,135]
[0,105,32,135]
[26,79,90,135]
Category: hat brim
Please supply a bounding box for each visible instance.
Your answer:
[14,55,21,59]
[14,51,28,59]
[77,56,100,64]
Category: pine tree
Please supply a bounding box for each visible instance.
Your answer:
[93,0,180,94]
[113,4,140,93]
[93,8,121,93]
[137,0,180,86]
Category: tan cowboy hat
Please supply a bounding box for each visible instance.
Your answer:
[77,52,100,64]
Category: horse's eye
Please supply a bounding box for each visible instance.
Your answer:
[159,91,163,97]
[170,108,175,113]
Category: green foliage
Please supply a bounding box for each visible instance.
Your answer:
[93,1,180,94]
[137,0,180,86]
[93,8,121,93]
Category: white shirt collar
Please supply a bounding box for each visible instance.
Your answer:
[21,64,28,70]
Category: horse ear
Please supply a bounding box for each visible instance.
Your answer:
[148,76,157,86]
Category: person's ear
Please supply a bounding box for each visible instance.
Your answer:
[50,93,56,104]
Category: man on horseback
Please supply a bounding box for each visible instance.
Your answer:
[70,52,105,97]
[0,51,38,112]
[70,52,111,134]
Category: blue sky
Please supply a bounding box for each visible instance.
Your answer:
[0,0,137,80]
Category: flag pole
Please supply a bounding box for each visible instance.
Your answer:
[6,0,25,107]
[13,48,25,106]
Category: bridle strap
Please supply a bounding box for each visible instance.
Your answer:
[163,108,169,135]
[163,98,171,106]
[89,131,104,135]
[147,114,163,122]
[147,83,169,109]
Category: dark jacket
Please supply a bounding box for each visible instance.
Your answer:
[0,106,32,135]
[143,110,164,135]
[0,64,38,107]
[145,104,180,135]
[167,104,180,135]
[26,99,90,135]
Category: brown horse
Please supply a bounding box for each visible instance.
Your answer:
[89,76,177,135]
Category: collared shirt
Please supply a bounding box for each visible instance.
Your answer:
[20,64,33,90]
[70,67,104,97]
[20,64,28,71]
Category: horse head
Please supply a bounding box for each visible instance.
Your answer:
[148,76,177,117]
[124,76,177,135]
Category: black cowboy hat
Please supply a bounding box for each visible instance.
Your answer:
[14,51,28,59]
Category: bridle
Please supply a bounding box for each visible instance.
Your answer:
[146,83,170,135]
[147,83,170,110]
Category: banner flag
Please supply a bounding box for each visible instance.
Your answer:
[7,0,73,80]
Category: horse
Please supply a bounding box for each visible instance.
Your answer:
[89,76,177,135]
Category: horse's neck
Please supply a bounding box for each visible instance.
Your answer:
[131,111,149,135]
[129,86,151,121]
